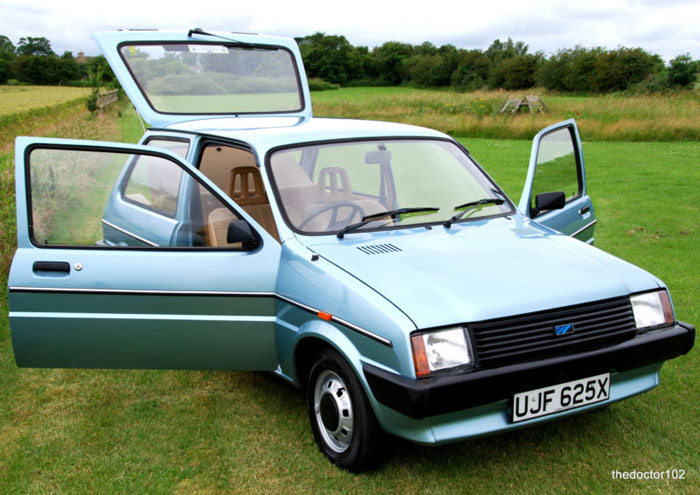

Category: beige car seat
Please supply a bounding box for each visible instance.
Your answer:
[206,208,237,247]
[228,166,280,242]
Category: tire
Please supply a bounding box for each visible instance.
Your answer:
[306,348,384,471]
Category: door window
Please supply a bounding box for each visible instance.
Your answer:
[27,146,248,249]
[530,127,581,213]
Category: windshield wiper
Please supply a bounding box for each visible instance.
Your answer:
[443,198,505,228]
[187,28,253,47]
[337,207,439,239]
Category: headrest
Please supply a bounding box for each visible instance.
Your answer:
[228,166,268,206]
[318,167,352,199]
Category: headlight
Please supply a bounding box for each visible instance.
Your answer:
[411,327,472,377]
[630,290,674,332]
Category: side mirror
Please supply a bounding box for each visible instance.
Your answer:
[227,220,259,250]
[532,191,565,217]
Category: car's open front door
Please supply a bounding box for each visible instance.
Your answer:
[519,119,596,243]
[8,137,280,370]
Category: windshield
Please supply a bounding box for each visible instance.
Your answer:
[119,43,303,114]
[269,139,512,234]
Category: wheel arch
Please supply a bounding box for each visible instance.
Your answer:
[292,321,367,393]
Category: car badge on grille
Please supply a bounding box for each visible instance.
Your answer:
[554,323,574,336]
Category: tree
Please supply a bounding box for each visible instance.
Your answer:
[12,55,59,84]
[83,55,116,83]
[11,52,79,85]
[296,32,355,84]
[667,54,698,88]
[485,38,528,63]
[58,50,80,81]
[451,49,489,90]
[485,38,530,88]
[370,41,414,85]
[0,35,15,60]
[407,54,444,86]
[493,55,538,90]
[594,47,662,92]
[537,49,574,91]
[0,59,10,84]
[16,36,54,56]
[0,34,15,82]
[568,46,603,92]
[434,44,459,86]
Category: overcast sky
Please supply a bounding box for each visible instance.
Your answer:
[1,0,699,61]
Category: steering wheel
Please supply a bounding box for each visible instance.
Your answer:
[298,202,365,231]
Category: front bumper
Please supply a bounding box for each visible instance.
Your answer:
[364,321,695,420]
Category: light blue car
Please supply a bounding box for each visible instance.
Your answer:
[8,30,695,471]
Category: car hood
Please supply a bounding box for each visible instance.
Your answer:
[306,218,660,330]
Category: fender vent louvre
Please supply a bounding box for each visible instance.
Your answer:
[357,243,402,255]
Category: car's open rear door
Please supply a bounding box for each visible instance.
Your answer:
[92,30,312,127]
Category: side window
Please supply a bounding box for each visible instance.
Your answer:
[145,138,189,159]
[122,138,190,217]
[123,154,183,218]
[28,147,248,249]
[530,127,581,213]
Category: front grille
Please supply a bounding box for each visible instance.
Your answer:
[470,296,637,369]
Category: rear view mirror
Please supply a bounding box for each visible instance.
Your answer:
[365,150,392,165]
[533,191,565,217]
[227,220,258,250]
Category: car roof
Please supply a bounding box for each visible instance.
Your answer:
[163,116,452,151]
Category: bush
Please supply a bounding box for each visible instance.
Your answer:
[307,78,339,91]
[85,65,103,113]
[667,54,698,88]
[148,73,224,95]
[492,55,538,90]
[451,50,489,91]
[64,79,92,88]
[10,53,80,85]
[536,50,574,91]
[594,47,662,92]
[629,72,671,93]
[0,59,9,84]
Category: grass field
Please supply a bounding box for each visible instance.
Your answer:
[311,87,700,141]
[0,86,94,153]
[0,91,698,493]
[0,86,90,116]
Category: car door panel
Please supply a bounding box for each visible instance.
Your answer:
[9,137,280,370]
[519,119,596,243]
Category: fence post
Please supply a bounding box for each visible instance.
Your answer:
[96,89,119,109]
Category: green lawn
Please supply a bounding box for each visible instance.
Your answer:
[0,100,698,493]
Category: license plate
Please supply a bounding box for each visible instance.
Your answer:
[512,373,610,423]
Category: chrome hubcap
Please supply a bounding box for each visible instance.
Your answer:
[314,369,353,453]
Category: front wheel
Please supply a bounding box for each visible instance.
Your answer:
[307,349,384,471]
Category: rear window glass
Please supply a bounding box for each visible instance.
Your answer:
[120,43,303,115]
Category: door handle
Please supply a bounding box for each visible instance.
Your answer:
[578,205,591,215]
[33,261,70,273]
